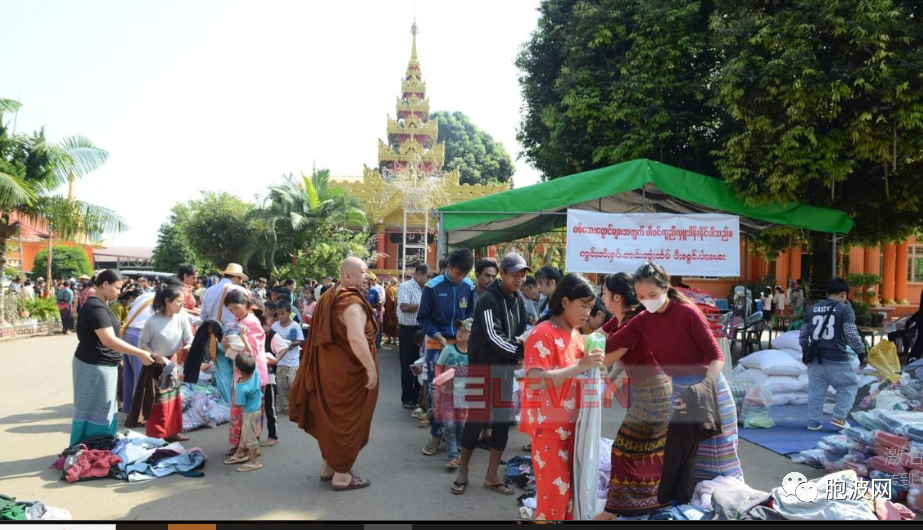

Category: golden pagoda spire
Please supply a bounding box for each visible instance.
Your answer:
[411,19,418,62]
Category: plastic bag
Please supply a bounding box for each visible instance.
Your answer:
[871,470,910,495]
[818,435,851,457]
[869,455,907,475]
[868,340,902,384]
[844,426,874,446]
[877,411,923,437]
[909,485,923,515]
[585,332,606,354]
[852,410,884,431]
[876,390,912,411]
[741,384,775,429]
[843,461,870,478]
[873,430,911,454]
[792,448,829,468]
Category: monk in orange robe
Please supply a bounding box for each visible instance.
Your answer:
[289,257,379,491]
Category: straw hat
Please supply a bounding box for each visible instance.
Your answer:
[78,274,91,281]
[219,263,249,282]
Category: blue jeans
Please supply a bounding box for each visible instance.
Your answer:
[425,348,443,439]
[807,358,860,424]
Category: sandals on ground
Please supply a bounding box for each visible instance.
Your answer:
[445,458,460,469]
[224,455,248,465]
[332,474,371,491]
[451,480,468,494]
[422,438,440,456]
[483,482,515,495]
[237,462,262,472]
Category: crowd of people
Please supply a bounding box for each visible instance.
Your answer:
[61,252,751,519]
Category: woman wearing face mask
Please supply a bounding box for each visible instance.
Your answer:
[595,273,672,519]
[604,262,743,485]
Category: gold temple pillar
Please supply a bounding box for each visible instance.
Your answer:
[376,225,386,270]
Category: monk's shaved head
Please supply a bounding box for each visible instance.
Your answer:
[340,257,368,288]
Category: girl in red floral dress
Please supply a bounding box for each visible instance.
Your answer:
[521,273,605,521]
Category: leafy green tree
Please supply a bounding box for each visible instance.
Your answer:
[516,0,721,179]
[247,169,367,274]
[153,222,198,274]
[0,99,124,316]
[430,111,515,185]
[181,191,258,272]
[710,0,923,292]
[33,245,93,281]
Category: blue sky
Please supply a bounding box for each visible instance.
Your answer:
[0,0,542,246]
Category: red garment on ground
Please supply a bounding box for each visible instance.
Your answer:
[65,448,122,483]
[605,301,723,377]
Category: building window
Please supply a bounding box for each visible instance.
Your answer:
[909,245,923,283]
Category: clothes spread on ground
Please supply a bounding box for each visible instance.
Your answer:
[62,446,122,483]
[0,494,70,520]
[691,476,781,521]
[658,377,723,505]
[770,470,877,520]
[507,455,535,489]
[51,430,207,484]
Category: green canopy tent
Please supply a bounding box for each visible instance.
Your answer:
[436,159,853,275]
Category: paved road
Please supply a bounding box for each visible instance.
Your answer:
[0,334,824,520]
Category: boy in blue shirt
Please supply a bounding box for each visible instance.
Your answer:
[417,248,475,456]
[226,351,263,472]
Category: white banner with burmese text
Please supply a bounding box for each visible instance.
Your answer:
[565,210,740,276]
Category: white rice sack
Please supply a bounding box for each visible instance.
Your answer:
[779,348,802,361]
[770,392,808,406]
[763,375,809,394]
[731,365,768,386]
[772,331,802,352]
[738,349,808,376]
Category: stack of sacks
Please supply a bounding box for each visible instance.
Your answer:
[795,409,923,504]
[733,343,809,406]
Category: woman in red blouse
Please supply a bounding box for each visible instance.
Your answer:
[595,272,672,519]
[604,262,743,486]
[521,273,605,521]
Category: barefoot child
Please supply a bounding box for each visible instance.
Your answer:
[226,351,263,472]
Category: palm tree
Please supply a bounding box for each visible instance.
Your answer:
[0,99,125,320]
[246,169,368,272]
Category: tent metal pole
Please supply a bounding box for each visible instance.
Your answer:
[832,234,838,280]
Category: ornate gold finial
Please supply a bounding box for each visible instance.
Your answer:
[411,20,418,61]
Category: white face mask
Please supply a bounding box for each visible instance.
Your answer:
[640,292,667,313]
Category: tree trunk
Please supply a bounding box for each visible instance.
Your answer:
[808,231,832,301]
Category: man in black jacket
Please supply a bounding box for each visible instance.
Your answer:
[452,253,531,495]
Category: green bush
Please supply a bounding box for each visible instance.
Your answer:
[19,296,61,322]
[32,245,93,281]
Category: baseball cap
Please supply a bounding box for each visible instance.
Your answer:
[454,318,473,331]
[500,253,532,273]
